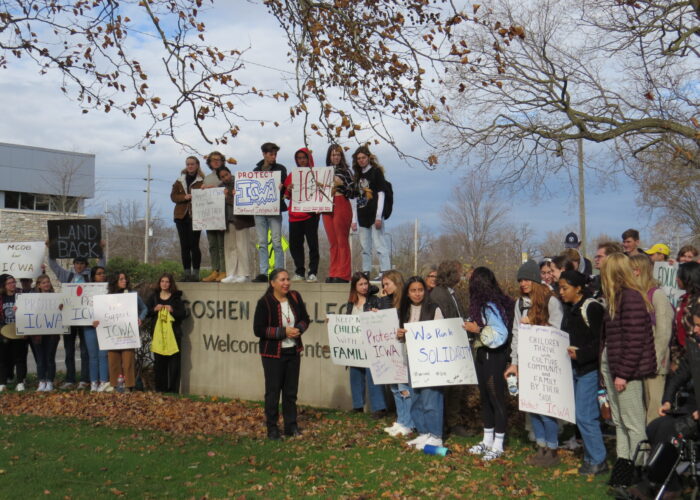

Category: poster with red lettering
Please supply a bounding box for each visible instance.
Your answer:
[360,309,408,385]
[289,167,334,213]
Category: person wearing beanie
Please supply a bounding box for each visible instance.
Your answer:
[504,260,564,467]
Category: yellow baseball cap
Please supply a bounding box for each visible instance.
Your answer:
[645,243,670,256]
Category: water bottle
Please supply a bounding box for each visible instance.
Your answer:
[423,444,450,456]
[117,374,125,393]
[507,374,519,396]
[597,389,608,408]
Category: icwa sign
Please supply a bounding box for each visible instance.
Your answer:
[289,167,334,213]
[234,171,281,216]
[0,241,45,279]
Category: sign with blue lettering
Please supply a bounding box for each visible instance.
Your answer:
[0,241,45,279]
[518,324,575,424]
[653,261,684,308]
[327,314,369,367]
[93,292,141,350]
[404,318,477,388]
[360,309,408,385]
[62,283,108,326]
[233,171,281,216]
[15,293,68,336]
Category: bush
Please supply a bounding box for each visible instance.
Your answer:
[105,257,184,286]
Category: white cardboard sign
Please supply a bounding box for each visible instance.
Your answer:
[192,187,226,231]
[0,241,46,279]
[62,283,109,326]
[233,171,281,216]
[327,314,369,368]
[404,318,478,388]
[289,167,334,213]
[15,293,68,336]
[360,309,408,385]
[93,293,141,350]
[518,324,576,424]
[653,261,684,308]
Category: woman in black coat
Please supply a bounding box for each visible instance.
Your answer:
[147,273,186,393]
[253,269,310,440]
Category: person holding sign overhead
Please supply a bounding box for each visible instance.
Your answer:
[464,267,514,461]
[504,260,564,467]
[0,275,28,392]
[171,156,205,282]
[28,275,61,392]
[253,269,310,440]
[200,151,227,283]
[396,276,444,450]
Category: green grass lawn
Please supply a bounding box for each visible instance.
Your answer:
[0,393,610,499]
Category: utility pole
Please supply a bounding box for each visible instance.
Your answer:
[144,164,151,264]
[413,218,418,275]
[577,138,587,258]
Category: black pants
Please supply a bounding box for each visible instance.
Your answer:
[261,349,301,431]
[289,215,320,277]
[0,337,28,385]
[175,216,202,271]
[63,326,89,384]
[29,335,60,381]
[474,347,508,434]
[154,347,181,394]
[646,414,684,491]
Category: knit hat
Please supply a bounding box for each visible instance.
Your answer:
[517,260,541,282]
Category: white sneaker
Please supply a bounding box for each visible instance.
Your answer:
[483,448,504,461]
[37,381,47,392]
[97,382,111,393]
[232,275,248,283]
[390,424,413,437]
[104,384,115,393]
[60,382,74,390]
[424,436,443,448]
[383,422,400,434]
[15,382,25,392]
[45,382,54,392]
[407,433,430,449]
[306,274,318,283]
[77,381,90,390]
[220,274,236,283]
[291,274,305,281]
[90,381,99,392]
[0,385,6,392]
[469,442,490,455]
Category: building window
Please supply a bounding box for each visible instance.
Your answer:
[3,191,79,213]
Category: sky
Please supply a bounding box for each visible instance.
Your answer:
[0,2,663,252]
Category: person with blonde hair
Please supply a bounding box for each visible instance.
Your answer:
[171,156,205,281]
[600,253,656,488]
[629,254,674,425]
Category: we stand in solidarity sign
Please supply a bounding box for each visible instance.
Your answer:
[234,171,281,216]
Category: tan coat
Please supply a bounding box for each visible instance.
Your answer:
[171,172,204,220]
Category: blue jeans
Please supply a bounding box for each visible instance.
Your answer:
[390,383,414,429]
[574,370,607,465]
[254,215,284,275]
[349,367,387,411]
[82,327,109,383]
[358,222,391,273]
[411,387,444,438]
[30,335,59,382]
[531,413,559,449]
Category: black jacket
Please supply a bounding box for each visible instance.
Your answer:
[253,290,310,358]
[345,294,381,314]
[561,297,604,376]
[146,291,187,341]
[663,335,700,411]
[427,285,461,319]
[253,160,288,212]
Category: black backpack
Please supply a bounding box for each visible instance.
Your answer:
[382,181,394,220]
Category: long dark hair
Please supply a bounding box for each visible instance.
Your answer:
[351,145,384,180]
[348,271,369,305]
[679,262,700,294]
[326,144,349,169]
[90,266,105,282]
[399,276,428,324]
[468,267,514,329]
[108,272,131,294]
[156,273,179,294]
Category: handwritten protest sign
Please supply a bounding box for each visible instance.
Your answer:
[404,318,478,388]
[327,314,369,367]
[518,324,575,424]
[15,293,67,336]
[233,171,281,216]
[47,219,102,259]
[653,261,684,308]
[192,187,226,231]
[62,283,109,326]
[359,309,408,385]
[0,241,45,279]
[93,293,141,350]
[290,167,334,213]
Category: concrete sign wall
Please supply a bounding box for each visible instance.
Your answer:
[179,282,356,409]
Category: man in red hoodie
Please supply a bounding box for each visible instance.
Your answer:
[284,148,320,282]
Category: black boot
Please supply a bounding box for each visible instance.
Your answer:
[608,458,635,487]
[267,427,281,440]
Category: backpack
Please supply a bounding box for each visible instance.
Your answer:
[382,181,393,220]
[580,297,605,328]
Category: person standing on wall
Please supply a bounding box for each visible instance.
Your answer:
[323,144,355,283]
[351,146,391,281]
[201,151,228,283]
[171,156,205,282]
[253,269,310,440]
[284,148,320,283]
[252,143,288,283]
[217,166,254,283]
